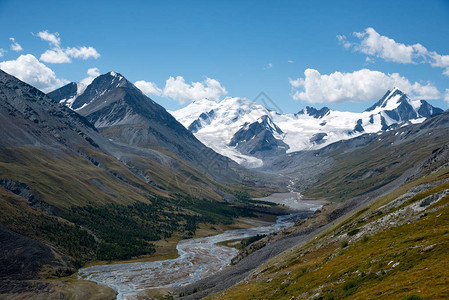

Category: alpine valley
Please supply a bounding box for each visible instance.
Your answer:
[1,68,449,300]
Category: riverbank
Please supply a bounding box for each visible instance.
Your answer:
[29,211,283,300]
[77,199,310,299]
[81,207,283,269]
[174,194,332,299]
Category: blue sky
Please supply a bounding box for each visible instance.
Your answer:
[0,0,448,113]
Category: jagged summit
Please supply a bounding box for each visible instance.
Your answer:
[365,87,403,112]
[48,71,131,110]
[365,88,442,121]
[72,72,132,110]
[297,106,331,119]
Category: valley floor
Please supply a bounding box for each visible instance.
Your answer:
[82,214,279,269]
[78,205,308,299]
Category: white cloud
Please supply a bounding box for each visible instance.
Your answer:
[336,35,351,49]
[65,46,100,60]
[351,28,420,64]
[340,27,449,75]
[40,48,71,63]
[408,80,441,100]
[87,67,100,77]
[289,68,440,103]
[0,48,6,57]
[428,51,449,75]
[80,67,100,85]
[9,38,22,52]
[264,63,273,69]
[135,80,162,96]
[35,30,100,64]
[288,60,294,64]
[0,54,68,92]
[162,76,227,104]
[36,30,61,47]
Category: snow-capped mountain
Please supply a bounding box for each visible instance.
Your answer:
[170,88,443,167]
[229,115,288,156]
[171,97,271,167]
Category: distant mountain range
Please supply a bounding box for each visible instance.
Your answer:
[171,88,443,167]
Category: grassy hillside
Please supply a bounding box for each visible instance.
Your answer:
[0,145,278,269]
[211,165,449,299]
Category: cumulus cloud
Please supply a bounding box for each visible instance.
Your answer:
[289,68,440,103]
[0,48,6,57]
[352,28,421,64]
[87,67,100,77]
[35,30,61,47]
[428,51,449,75]
[80,67,101,86]
[340,27,449,75]
[9,38,22,52]
[135,80,162,96]
[0,54,68,92]
[35,30,100,63]
[40,48,71,63]
[162,76,227,104]
[65,46,100,60]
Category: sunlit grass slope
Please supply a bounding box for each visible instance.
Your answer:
[212,165,449,299]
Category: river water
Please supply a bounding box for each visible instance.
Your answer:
[78,193,323,299]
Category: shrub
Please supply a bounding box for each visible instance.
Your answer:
[341,240,349,248]
[323,294,334,300]
[342,279,357,291]
[342,279,358,296]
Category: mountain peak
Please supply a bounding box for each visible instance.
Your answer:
[49,72,134,110]
[389,87,402,95]
[105,71,125,81]
[93,71,128,87]
[192,97,219,105]
[365,88,408,113]
[364,88,442,124]
[297,106,330,118]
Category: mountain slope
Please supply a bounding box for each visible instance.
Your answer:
[171,88,442,167]
[213,167,449,299]
[50,72,242,183]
